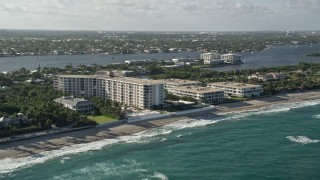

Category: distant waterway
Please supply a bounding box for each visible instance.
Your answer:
[211,43,320,71]
[0,43,319,72]
[0,52,200,72]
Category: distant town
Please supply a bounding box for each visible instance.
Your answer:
[1,30,320,57]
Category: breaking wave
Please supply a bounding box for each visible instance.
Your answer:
[1,99,320,174]
[287,136,320,144]
[221,99,320,120]
[52,159,149,180]
[0,118,219,174]
[150,172,169,180]
[312,114,320,119]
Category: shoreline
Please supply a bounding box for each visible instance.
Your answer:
[1,90,320,160]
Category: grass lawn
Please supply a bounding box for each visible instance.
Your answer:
[227,96,248,101]
[87,115,118,124]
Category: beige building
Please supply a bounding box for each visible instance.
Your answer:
[208,82,263,98]
[53,75,165,109]
[169,86,224,103]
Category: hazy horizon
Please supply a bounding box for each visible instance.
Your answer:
[1,28,320,33]
[1,0,320,31]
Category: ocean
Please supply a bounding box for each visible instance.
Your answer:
[1,100,320,180]
[1,43,320,72]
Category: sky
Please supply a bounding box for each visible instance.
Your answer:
[0,0,320,31]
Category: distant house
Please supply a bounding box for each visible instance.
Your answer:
[171,58,194,65]
[54,96,94,114]
[16,113,30,125]
[0,86,10,91]
[24,79,45,84]
[0,113,30,128]
[33,79,45,83]
[248,73,287,81]
[0,116,13,128]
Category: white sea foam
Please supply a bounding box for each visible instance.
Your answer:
[224,99,320,120]
[286,136,320,144]
[59,156,70,164]
[312,114,320,119]
[53,159,147,179]
[151,172,169,180]
[165,118,219,130]
[160,138,167,142]
[1,99,320,174]
[0,122,187,174]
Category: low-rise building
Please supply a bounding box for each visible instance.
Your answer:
[161,79,201,91]
[124,60,151,65]
[204,59,225,65]
[54,96,94,114]
[208,82,263,98]
[169,86,224,103]
[171,58,194,64]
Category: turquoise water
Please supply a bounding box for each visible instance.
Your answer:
[1,100,320,180]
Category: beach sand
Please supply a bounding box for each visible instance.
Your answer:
[1,90,320,160]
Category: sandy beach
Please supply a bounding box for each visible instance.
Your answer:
[1,90,320,160]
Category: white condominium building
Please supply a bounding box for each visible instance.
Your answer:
[53,75,106,98]
[208,82,264,98]
[105,77,164,109]
[53,75,165,109]
[200,52,220,61]
[169,86,224,103]
[221,53,242,64]
[201,53,224,65]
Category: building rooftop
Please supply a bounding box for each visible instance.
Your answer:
[160,79,200,85]
[172,86,223,93]
[201,52,219,55]
[209,82,262,88]
[54,96,93,106]
[106,77,164,85]
[54,75,164,85]
[54,74,102,79]
[221,53,240,56]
